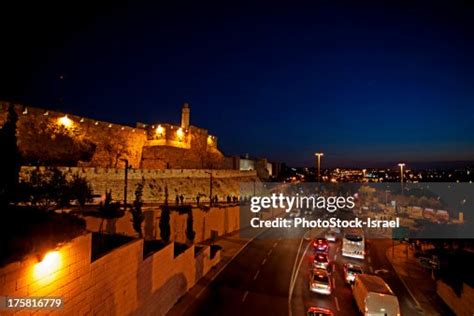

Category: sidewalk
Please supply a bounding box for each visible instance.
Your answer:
[167,230,255,316]
[386,243,453,316]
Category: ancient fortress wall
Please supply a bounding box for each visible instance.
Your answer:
[0,102,148,168]
[0,102,237,170]
[20,167,258,202]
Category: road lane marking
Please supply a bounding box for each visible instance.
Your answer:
[261,258,267,265]
[290,231,307,285]
[273,242,278,248]
[334,254,338,261]
[332,276,336,290]
[254,270,260,280]
[334,297,340,311]
[194,227,269,300]
[289,229,320,316]
[268,248,273,256]
[242,290,249,302]
[289,241,311,316]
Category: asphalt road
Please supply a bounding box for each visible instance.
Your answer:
[176,215,450,316]
[181,225,306,316]
[290,235,423,315]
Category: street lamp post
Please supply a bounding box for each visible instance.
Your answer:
[398,163,405,193]
[385,189,390,207]
[120,158,129,211]
[205,171,213,206]
[315,153,324,183]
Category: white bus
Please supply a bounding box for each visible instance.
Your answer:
[342,228,365,259]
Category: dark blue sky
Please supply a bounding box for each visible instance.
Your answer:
[1,1,473,167]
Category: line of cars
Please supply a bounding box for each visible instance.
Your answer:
[307,233,337,316]
[306,229,400,316]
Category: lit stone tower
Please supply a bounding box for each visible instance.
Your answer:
[181,102,190,129]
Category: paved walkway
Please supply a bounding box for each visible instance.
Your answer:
[386,243,454,316]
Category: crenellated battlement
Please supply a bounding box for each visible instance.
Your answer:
[1,101,234,170]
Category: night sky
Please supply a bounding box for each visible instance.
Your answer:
[1,1,473,167]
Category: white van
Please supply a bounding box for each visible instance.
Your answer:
[352,274,400,316]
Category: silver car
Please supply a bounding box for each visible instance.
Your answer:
[309,269,332,295]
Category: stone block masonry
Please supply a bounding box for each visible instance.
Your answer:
[20,166,258,203]
[0,102,238,170]
[0,233,221,315]
[437,280,474,316]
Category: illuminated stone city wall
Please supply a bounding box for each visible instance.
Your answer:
[20,167,258,202]
[0,233,221,315]
[0,102,237,170]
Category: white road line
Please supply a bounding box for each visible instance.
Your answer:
[334,254,338,261]
[254,270,260,280]
[288,230,315,316]
[332,276,336,290]
[261,258,267,265]
[194,228,268,299]
[268,248,273,256]
[289,242,311,315]
[273,242,278,248]
[242,290,249,302]
[290,232,306,285]
[334,297,341,311]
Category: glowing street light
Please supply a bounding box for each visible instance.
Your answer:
[156,124,165,137]
[398,163,405,183]
[57,115,73,128]
[398,163,405,192]
[176,127,184,140]
[315,153,324,183]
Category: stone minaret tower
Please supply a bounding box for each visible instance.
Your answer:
[181,102,190,129]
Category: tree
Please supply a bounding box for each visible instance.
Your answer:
[20,119,96,166]
[131,180,145,238]
[98,190,124,232]
[0,104,21,205]
[186,209,196,243]
[21,167,70,210]
[95,131,131,168]
[159,185,171,242]
[69,173,93,208]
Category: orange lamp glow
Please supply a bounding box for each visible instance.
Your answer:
[57,115,73,128]
[176,127,184,140]
[34,251,61,281]
[156,124,165,136]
